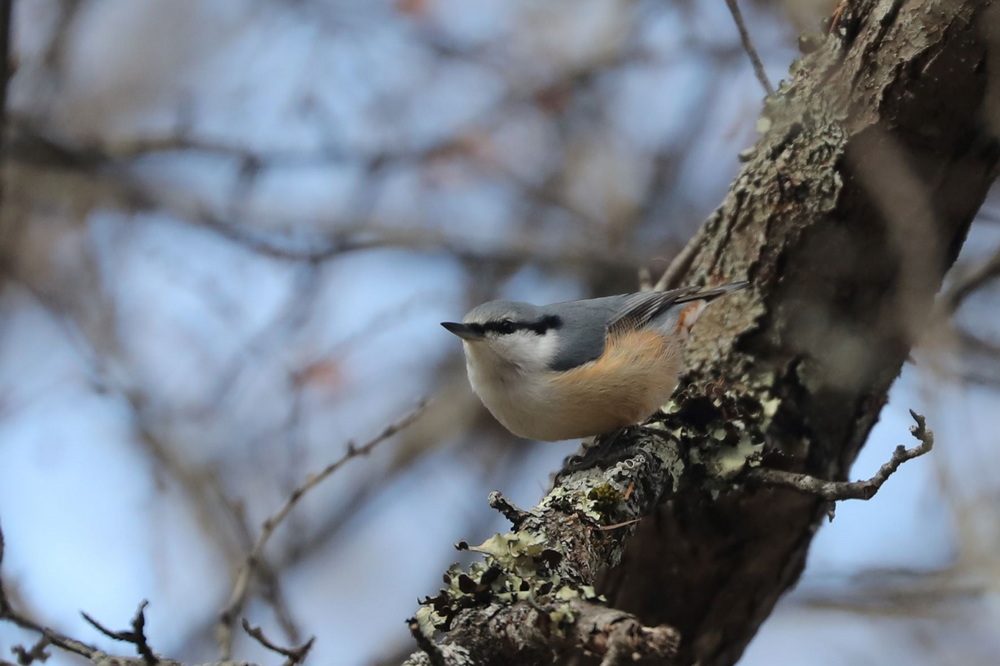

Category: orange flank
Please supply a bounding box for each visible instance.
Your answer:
[550,327,682,434]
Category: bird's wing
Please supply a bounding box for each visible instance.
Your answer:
[608,282,748,335]
[546,282,748,372]
[607,287,700,334]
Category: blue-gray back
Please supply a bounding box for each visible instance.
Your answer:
[547,295,627,371]
[547,284,740,371]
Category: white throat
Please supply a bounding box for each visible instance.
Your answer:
[461,331,559,436]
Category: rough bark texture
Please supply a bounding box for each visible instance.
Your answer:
[406,1,999,664]
[602,1,999,664]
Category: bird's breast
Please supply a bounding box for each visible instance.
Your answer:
[463,329,683,441]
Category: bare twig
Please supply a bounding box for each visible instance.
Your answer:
[723,0,774,96]
[3,520,271,665]
[241,619,314,666]
[81,601,158,666]
[407,618,446,666]
[0,567,100,661]
[595,517,643,531]
[1,533,260,665]
[487,491,530,529]
[216,489,302,649]
[10,636,50,665]
[216,397,432,658]
[744,410,934,500]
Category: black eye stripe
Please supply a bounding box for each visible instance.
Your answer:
[481,315,562,335]
[536,315,561,333]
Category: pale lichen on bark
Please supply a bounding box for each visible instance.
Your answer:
[407,430,691,664]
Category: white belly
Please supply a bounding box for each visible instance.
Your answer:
[474,376,573,441]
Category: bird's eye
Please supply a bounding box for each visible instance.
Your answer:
[496,319,516,335]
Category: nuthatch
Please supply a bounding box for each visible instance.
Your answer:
[442,282,748,441]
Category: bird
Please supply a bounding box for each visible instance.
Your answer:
[441,281,748,441]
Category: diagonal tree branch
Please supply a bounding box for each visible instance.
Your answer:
[601,2,999,665]
[405,1,999,664]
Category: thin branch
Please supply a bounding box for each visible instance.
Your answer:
[487,491,530,529]
[131,602,158,666]
[723,0,774,96]
[407,618,446,666]
[81,601,158,666]
[9,636,50,666]
[0,589,100,660]
[240,619,314,666]
[216,397,432,658]
[215,483,303,650]
[595,517,643,531]
[744,410,934,500]
[2,521,264,665]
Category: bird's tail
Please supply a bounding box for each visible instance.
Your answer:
[671,281,750,304]
[668,281,749,338]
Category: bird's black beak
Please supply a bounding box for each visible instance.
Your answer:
[441,322,484,341]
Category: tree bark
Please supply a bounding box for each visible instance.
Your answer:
[406,1,999,664]
[603,1,999,664]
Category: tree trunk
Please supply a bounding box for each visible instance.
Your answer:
[603,1,999,664]
[406,1,999,664]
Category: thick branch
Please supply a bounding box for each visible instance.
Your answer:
[403,391,767,664]
[406,430,682,664]
[407,1,999,664]
[407,597,679,666]
[603,2,999,665]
